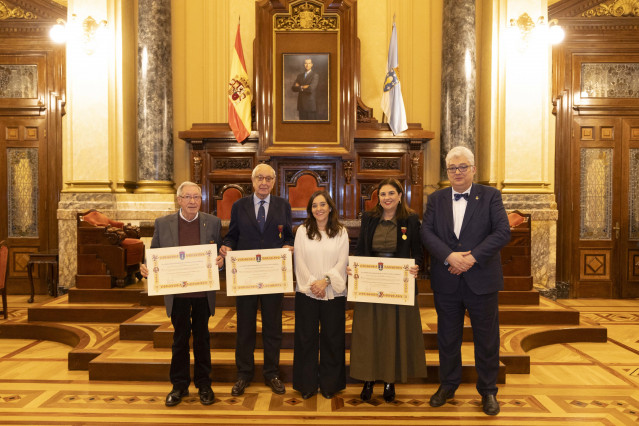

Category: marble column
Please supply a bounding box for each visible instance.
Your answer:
[440,0,476,181]
[136,0,175,193]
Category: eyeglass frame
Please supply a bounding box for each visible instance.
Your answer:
[254,175,275,183]
[446,164,474,174]
[178,195,202,201]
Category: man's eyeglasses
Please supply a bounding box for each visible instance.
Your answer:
[255,175,274,183]
[446,164,473,174]
[179,195,201,201]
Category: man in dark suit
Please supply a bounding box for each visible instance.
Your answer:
[291,57,319,120]
[140,181,224,407]
[421,146,510,416]
[220,164,294,396]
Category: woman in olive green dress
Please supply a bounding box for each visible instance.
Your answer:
[349,178,427,403]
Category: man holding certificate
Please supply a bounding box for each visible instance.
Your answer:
[140,181,223,407]
[220,164,294,396]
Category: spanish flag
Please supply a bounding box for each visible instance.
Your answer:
[228,23,252,143]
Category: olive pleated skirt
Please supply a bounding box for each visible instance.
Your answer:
[349,301,427,383]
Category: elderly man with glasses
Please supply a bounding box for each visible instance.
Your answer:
[421,146,510,416]
[220,163,294,397]
[140,181,224,407]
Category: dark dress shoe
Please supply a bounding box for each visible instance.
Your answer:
[360,381,374,401]
[320,390,335,399]
[301,390,317,400]
[482,394,500,415]
[429,386,455,407]
[198,386,215,405]
[165,387,189,407]
[265,377,286,395]
[231,378,249,397]
[382,382,395,403]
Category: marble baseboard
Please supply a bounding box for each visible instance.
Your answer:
[58,193,177,289]
[503,193,557,291]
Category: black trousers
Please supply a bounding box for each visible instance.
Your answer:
[169,297,211,390]
[433,276,500,396]
[235,293,283,380]
[293,293,346,395]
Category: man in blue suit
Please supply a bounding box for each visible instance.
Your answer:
[220,164,294,396]
[291,58,320,120]
[141,181,224,407]
[421,146,510,416]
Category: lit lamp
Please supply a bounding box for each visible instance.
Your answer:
[49,14,108,55]
[507,13,564,47]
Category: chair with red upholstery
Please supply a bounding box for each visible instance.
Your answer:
[0,240,8,319]
[76,210,145,288]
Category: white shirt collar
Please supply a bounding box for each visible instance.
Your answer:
[179,209,199,223]
[253,194,271,205]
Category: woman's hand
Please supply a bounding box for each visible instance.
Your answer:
[216,255,224,268]
[310,279,327,298]
[346,266,353,276]
[140,264,149,278]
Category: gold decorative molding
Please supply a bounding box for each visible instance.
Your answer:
[275,0,338,31]
[582,0,639,17]
[0,0,37,20]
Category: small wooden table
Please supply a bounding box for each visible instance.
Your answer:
[26,249,59,303]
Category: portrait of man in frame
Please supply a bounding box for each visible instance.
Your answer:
[282,53,330,122]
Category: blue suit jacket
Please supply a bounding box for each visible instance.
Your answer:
[421,184,510,295]
[150,212,221,317]
[223,195,294,250]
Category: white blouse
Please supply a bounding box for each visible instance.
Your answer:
[294,224,349,300]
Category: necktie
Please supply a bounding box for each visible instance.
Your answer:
[257,200,266,233]
[454,193,469,201]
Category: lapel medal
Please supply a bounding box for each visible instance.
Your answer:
[278,225,283,238]
[401,226,407,240]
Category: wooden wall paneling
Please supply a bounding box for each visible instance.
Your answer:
[550,0,639,298]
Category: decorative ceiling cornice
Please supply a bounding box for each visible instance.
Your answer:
[582,0,639,17]
[0,0,37,20]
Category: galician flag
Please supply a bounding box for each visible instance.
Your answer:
[381,22,408,135]
[228,23,252,143]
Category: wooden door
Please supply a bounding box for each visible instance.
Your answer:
[622,119,639,298]
[0,117,49,293]
[570,116,639,297]
[571,117,620,297]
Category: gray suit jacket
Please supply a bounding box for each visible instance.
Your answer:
[150,211,221,317]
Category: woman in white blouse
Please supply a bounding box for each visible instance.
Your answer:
[293,190,349,400]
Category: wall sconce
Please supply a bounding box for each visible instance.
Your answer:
[49,14,108,55]
[507,13,564,48]
[509,13,544,45]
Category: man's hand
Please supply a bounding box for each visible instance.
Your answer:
[219,245,231,257]
[445,251,476,273]
[140,264,149,278]
[284,244,294,253]
[215,255,224,269]
[409,265,419,278]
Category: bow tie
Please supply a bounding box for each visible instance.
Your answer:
[454,193,469,201]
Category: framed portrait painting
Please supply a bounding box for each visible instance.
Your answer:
[282,53,330,122]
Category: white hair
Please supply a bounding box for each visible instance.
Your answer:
[445,146,475,165]
[176,181,202,197]
[251,163,276,180]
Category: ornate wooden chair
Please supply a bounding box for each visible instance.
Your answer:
[76,210,145,288]
[0,240,8,319]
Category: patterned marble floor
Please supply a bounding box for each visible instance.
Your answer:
[0,296,638,425]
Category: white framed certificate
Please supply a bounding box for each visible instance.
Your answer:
[225,248,293,296]
[146,244,220,296]
[347,256,415,306]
